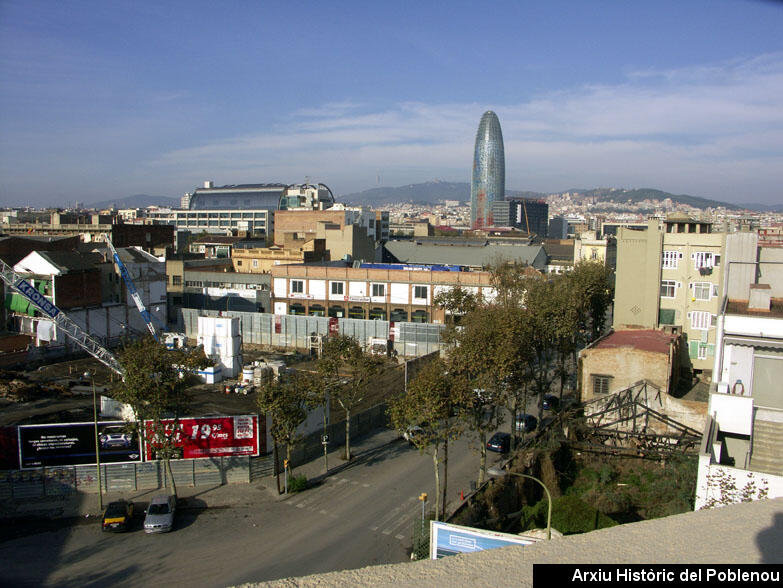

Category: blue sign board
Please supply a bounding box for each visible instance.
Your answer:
[430,521,538,559]
[14,279,60,318]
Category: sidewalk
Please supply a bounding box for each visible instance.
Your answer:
[1,427,402,521]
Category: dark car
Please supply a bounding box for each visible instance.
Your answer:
[486,432,511,453]
[102,500,134,532]
[543,395,560,411]
[515,413,538,433]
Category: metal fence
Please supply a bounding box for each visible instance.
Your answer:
[0,456,250,499]
[178,309,444,357]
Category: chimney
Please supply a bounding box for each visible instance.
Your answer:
[204,180,213,189]
[748,284,771,312]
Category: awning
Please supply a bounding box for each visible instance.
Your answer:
[724,335,783,351]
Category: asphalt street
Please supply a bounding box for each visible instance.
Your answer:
[0,436,501,587]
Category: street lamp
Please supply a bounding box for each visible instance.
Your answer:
[89,371,103,512]
[487,466,551,540]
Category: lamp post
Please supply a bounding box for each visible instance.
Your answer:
[91,372,103,512]
[487,466,551,540]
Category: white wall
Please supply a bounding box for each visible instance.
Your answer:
[695,462,783,510]
[390,283,409,304]
[724,314,783,339]
[309,280,326,300]
[707,392,754,436]
[719,344,754,397]
[273,278,287,298]
[349,280,367,298]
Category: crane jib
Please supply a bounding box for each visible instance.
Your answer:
[15,279,60,318]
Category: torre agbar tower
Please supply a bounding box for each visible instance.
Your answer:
[470,111,505,230]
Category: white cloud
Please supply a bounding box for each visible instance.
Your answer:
[148,53,783,202]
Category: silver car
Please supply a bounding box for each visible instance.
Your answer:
[143,494,176,533]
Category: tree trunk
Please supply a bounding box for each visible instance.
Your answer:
[432,443,440,521]
[441,437,448,520]
[344,408,351,460]
[478,431,487,485]
[165,456,177,497]
[273,439,281,494]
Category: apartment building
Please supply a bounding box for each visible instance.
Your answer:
[270,264,494,323]
[613,215,725,373]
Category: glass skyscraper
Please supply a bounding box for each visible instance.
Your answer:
[470,111,505,229]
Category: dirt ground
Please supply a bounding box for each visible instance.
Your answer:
[0,344,405,427]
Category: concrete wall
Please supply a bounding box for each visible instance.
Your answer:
[613,223,662,329]
[695,461,783,510]
[580,346,672,402]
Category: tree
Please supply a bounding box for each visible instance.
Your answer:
[447,305,523,485]
[433,285,480,325]
[388,357,460,520]
[256,370,312,494]
[113,337,209,497]
[316,335,383,460]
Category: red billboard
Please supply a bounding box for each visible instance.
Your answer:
[144,415,259,460]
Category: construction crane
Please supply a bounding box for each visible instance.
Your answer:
[104,235,159,342]
[0,257,125,376]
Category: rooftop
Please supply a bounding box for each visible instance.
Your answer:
[592,329,677,355]
[726,298,783,319]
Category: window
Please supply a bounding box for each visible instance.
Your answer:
[172,275,182,286]
[237,260,243,266]
[690,310,712,330]
[593,375,612,395]
[660,280,677,298]
[692,252,720,269]
[697,343,708,360]
[371,283,385,297]
[692,282,712,301]
[291,280,304,294]
[662,250,681,269]
[252,259,258,268]
[413,286,428,300]
[331,282,344,295]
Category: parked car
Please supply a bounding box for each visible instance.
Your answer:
[486,432,511,453]
[403,426,425,445]
[102,500,134,532]
[144,494,177,533]
[99,426,133,449]
[515,414,538,433]
[543,395,560,411]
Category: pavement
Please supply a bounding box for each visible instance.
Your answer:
[1,427,403,522]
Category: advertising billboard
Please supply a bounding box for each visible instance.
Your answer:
[429,521,538,559]
[144,415,259,460]
[18,421,142,469]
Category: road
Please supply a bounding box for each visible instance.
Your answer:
[1,437,504,587]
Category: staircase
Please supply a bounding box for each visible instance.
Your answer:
[749,420,783,476]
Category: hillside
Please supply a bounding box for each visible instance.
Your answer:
[342,182,742,210]
[340,181,545,206]
[87,194,180,209]
[569,188,740,210]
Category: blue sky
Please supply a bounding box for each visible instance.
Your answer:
[1,0,782,207]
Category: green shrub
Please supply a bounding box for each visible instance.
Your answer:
[521,495,617,535]
[288,474,308,493]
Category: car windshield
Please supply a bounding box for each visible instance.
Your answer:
[105,503,126,516]
[148,503,170,515]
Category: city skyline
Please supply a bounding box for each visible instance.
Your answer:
[1,1,782,208]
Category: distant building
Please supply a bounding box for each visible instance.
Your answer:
[548,216,568,239]
[613,215,725,373]
[471,111,505,230]
[491,199,548,237]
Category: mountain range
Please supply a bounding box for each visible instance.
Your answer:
[340,181,750,210]
[86,183,779,212]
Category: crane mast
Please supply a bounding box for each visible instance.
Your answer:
[104,236,159,342]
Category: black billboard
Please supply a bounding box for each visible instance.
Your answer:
[18,421,142,469]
